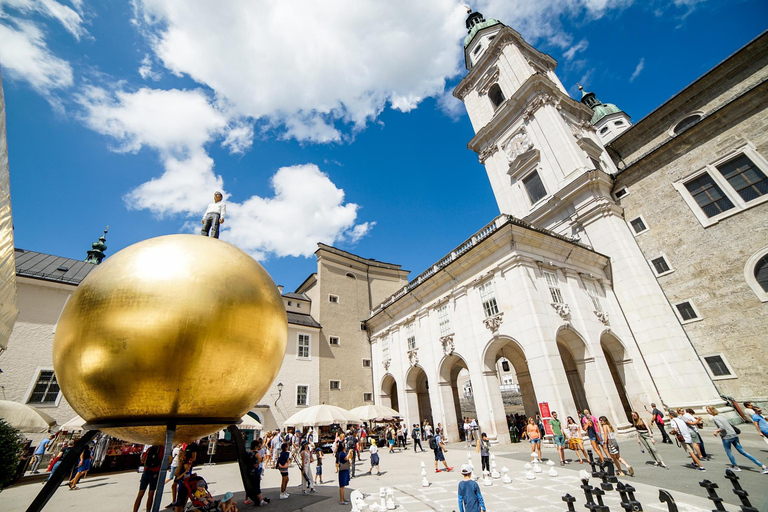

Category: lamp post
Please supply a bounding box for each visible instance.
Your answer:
[275,382,283,406]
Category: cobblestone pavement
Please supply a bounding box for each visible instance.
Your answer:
[2,432,767,511]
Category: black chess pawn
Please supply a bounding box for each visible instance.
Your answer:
[658,489,678,512]
[699,479,727,512]
[587,449,601,477]
[617,482,643,512]
[724,469,758,512]
[581,478,599,512]
[562,493,577,512]
[600,460,615,490]
[592,486,611,512]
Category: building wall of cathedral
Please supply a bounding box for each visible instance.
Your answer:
[612,74,768,404]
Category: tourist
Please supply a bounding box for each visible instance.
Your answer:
[412,423,425,452]
[464,418,472,447]
[743,401,756,419]
[165,444,181,485]
[432,428,453,473]
[313,447,324,484]
[565,416,588,464]
[368,437,381,475]
[29,434,54,474]
[300,441,316,495]
[748,405,768,438]
[599,416,633,476]
[668,410,705,471]
[387,425,396,453]
[706,405,767,473]
[167,453,193,509]
[337,439,352,505]
[67,442,92,490]
[45,440,74,483]
[424,421,433,440]
[457,464,486,512]
[270,431,280,469]
[476,432,491,474]
[631,411,667,468]
[550,411,567,466]
[584,417,606,463]
[244,439,269,506]
[277,443,291,500]
[346,430,359,478]
[220,492,238,512]
[397,424,406,450]
[132,444,164,512]
[470,418,478,446]
[524,417,542,461]
[651,403,673,444]
[679,408,707,459]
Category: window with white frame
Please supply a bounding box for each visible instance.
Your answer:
[701,354,735,379]
[363,392,373,402]
[543,270,564,304]
[583,278,602,311]
[296,385,309,406]
[745,248,768,302]
[478,281,499,318]
[329,336,340,346]
[629,216,648,235]
[27,370,60,404]
[382,335,390,360]
[437,304,451,336]
[754,255,768,292]
[362,358,371,368]
[674,300,701,323]
[329,380,341,390]
[614,187,629,200]
[406,323,416,350]
[297,333,311,359]
[675,147,768,227]
[650,255,673,276]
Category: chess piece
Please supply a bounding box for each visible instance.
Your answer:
[483,470,492,486]
[491,468,500,479]
[562,493,577,512]
[546,460,556,466]
[699,480,727,512]
[421,466,426,477]
[724,468,758,512]
[421,461,425,468]
[350,490,366,512]
[548,466,558,477]
[526,470,536,480]
[386,488,395,510]
[531,453,540,463]
[422,476,430,487]
[379,487,386,510]
[501,467,511,484]
[369,503,381,512]
[658,489,679,512]
[533,464,543,474]
[524,462,532,469]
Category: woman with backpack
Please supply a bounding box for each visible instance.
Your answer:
[706,405,768,473]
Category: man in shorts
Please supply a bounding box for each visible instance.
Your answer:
[550,411,568,466]
[669,410,705,471]
[133,444,164,512]
[432,429,453,473]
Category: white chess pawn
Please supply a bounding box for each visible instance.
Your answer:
[422,476,430,487]
[526,470,536,480]
[490,453,496,461]
[548,467,558,477]
[533,464,543,474]
[501,467,512,484]
[386,498,395,510]
[524,462,532,469]
[483,470,492,486]
[380,498,387,510]
[421,461,425,468]
[531,453,540,463]
[491,468,500,479]
[546,460,555,466]
[467,451,471,459]
[421,466,426,477]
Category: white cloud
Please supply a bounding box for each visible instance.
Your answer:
[629,57,644,82]
[563,39,588,61]
[0,19,73,92]
[0,0,86,39]
[138,53,161,80]
[132,0,467,142]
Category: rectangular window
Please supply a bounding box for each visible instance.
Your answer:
[437,304,451,336]
[363,392,373,402]
[298,334,310,359]
[296,385,308,406]
[27,370,59,404]
[584,279,602,311]
[614,187,629,199]
[543,270,564,304]
[629,217,648,234]
[329,380,341,390]
[675,301,699,322]
[329,336,340,346]
[501,360,510,372]
[362,358,371,368]
[329,294,339,303]
[406,323,416,350]
[522,171,547,204]
[478,281,499,318]
[651,256,671,275]
[716,154,768,202]
[684,174,735,218]
[703,355,732,377]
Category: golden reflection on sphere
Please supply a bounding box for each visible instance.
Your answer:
[52,234,287,445]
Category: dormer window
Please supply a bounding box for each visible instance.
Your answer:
[489,84,505,110]
[473,45,482,55]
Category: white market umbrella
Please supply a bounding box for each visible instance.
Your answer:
[349,405,401,422]
[238,414,263,430]
[0,400,57,433]
[283,405,359,429]
[60,415,87,432]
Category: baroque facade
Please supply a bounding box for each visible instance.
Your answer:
[365,12,758,444]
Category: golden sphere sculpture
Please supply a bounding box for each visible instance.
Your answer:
[53,234,287,445]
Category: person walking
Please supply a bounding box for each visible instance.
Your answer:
[432,428,453,473]
[244,439,269,507]
[706,406,767,473]
[679,408,707,460]
[424,421,433,441]
[29,435,54,474]
[631,411,667,468]
[565,416,588,464]
[337,440,352,505]
[476,432,491,474]
[45,440,74,483]
[313,447,324,484]
[669,410,705,472]
[346,430,359,478]
[651,403,673,444]
[368,439,381,475]
[300,442,317,495]
[469,418,478,446]
[599,417,633,476]
[464,418,472,447]
[524,417,542,461]
[276,443,291,500]
[412,424,425,452]
[67,442,92,490]
[397,424,406,450]
[457,464,486,512]
[132,444,164,512]
[550,412,567,466]
[584,417,606,463]
[748,405,768,438]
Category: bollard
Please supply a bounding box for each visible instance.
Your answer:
[724,469,758,512]
[562,493,577,512]
[658,490,678,512]
[699,480,727,512]
[617,482,643,512]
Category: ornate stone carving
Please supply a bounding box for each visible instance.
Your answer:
[383,359,391,371]
[407,349,419,367]
[503,130,534,163]
[440,334,455,356]
[521,93,556,121]
[478,144,499,163]
[477,67,500,96]
[483,312,504,334]
[594,310,610,325]
[551,302,571,319]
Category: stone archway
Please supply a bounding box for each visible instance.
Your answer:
[380,373,399,412]
[405,365,433,428]
[600,332,633,421]
[438,353,472,442]
[482,336,538,425]
[556,327,591,413]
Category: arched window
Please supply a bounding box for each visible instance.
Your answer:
[755,254,768,292]
[673,114,702,135]
[600,126,609,134]
[745,248,768,302]
[489,84,505,110]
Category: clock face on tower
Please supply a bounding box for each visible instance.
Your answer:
[503,131,533,162]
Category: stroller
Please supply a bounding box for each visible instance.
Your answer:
[181,474,225,512]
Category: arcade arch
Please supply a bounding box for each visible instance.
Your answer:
[600,332,633,421]
[405,365,433,427]
[556,327,591,413]
[482,336,538,418]
[438,353,473,441]
[380,373,399,412]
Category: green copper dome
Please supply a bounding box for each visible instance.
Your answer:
[464,18,502,48]
[591,103,623,125]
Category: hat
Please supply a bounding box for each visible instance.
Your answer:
[460,464,472,475]
[222,492,234,503]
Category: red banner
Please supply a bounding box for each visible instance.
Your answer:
[542,418,554,436]
[538,402,551,419]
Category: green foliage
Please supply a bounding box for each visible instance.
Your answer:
[0,420,23,489]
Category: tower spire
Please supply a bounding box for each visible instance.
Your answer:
[85,226,109,264]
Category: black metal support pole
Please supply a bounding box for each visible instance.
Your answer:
[658,489,678,512]
[227,425,257,501]
[151,423,176,512]
[25,429,99,512]
[699,480,727,512]
[724,468,758,512]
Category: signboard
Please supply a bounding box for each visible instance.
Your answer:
[539,402,554,436]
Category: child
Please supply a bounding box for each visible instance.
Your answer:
[314,447,324,484]
[368,439,381,475]
[277,443,291,500]
[457,464,486,512]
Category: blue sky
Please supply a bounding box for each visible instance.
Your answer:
[1,0,766,292]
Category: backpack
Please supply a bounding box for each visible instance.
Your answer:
[145,446,163,469]
[429,435,438,450]
[386,429,392,440]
